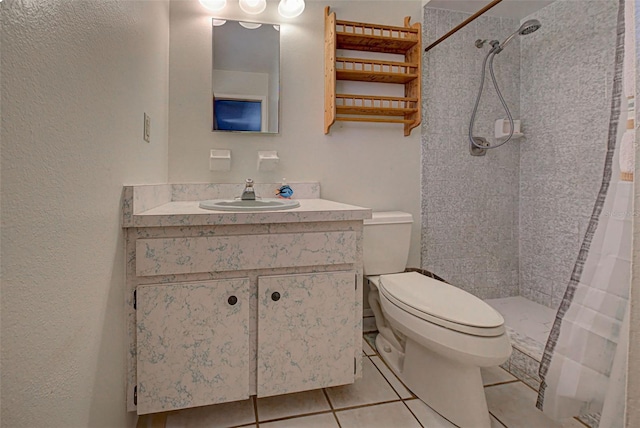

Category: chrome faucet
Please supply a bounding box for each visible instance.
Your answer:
[240,178,256,200]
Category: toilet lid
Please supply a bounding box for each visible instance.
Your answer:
[378,272,505,335]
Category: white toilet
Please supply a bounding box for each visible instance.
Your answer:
[363,212,512,428]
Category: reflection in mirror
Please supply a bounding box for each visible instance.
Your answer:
[212,19,280,133]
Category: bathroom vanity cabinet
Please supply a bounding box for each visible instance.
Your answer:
[122,184,371,415]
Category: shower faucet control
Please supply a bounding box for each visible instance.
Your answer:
[470,137,489,157]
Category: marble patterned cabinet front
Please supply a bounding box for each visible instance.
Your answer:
[123,194,369,415]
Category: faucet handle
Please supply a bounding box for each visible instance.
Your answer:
[245,178,254,187]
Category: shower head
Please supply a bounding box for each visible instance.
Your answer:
[519,19,542,35]
[499,19,542,50]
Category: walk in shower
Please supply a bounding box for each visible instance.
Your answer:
[421,0,632,426]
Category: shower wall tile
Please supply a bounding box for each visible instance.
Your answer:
[519,0,618,309]
[421,8,520,300]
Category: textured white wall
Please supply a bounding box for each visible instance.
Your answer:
[628,118,639,425]
[0,1,169,427]
[168,0,423,268]
[627,4,640,424]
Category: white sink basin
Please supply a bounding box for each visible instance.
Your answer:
[199,198,300,212]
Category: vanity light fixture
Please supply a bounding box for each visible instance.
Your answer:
[199,0,226,12]
[239,21,263,29]
[212,19,227,26]
[277,0,305,18]
[239,0,267,15]
[200,0,305,18]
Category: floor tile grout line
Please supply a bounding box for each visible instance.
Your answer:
[366,354,406,401]
[517,378,543,394]
[256,389,336,425]
[369,351,417,399]
[322,388,342,428]
[364,333,449,425]
[402,396,460,427]
[332,397,405,413]
[400,399,425,428]
[256,409,337,425]
[322,388,336,411]
[275,396,430,428]
[488,411,509,428]
[483,378,521,388]
[364,332,417,399]
[332,408,343,428]
[252,395,260,428]
[362,337,377,356]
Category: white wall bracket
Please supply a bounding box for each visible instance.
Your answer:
[257,151,279,171]
[209,149,231,171]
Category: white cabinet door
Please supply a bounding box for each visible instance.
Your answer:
[136,278,250,414]
[257,271,356,397]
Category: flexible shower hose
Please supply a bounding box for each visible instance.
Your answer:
[468,46,515,150]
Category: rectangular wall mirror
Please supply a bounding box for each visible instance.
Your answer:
[212,19,280,134]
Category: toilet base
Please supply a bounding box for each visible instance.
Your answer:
[395,338,492,428]
[375,332,404,375]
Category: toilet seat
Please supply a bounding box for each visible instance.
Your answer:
[377,272,505,337]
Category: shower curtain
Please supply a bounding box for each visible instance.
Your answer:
[536,0,634,427]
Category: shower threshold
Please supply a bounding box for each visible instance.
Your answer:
[485,296,556,392]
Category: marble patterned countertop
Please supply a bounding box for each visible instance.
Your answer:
[122,183,371,228]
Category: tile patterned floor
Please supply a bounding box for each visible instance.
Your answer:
[163,323,586,428]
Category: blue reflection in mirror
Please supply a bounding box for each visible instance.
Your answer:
[214,99,262,132]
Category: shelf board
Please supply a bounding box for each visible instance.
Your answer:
[335,57,418,83]
[336,33,418,54]
[336,18,419,34]
[336,117,414,124]
[336,105,418,116]
[336,69,418,83]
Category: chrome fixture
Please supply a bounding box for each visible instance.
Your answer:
[496,19,542,53]
[475,39,487,48]
[240,178,257,201]
[469,20,542,153]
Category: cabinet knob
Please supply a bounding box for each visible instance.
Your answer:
[228,295,238,306]
[271,292,281,302]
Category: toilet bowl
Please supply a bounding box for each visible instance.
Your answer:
[363,212,512,428]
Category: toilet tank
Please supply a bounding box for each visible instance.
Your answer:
[363,211,413,276]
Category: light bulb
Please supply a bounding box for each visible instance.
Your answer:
[239,0,266,15]
[199,0,226,12]
[278,0,305,18]
[212,19,227,26]
[239,22,262,29]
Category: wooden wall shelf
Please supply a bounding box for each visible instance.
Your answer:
[335,94,419,117]
[335,57,419,83]
[324,7,421,136]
